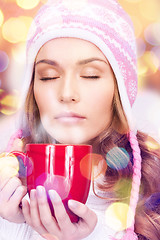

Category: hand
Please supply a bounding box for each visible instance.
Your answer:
[0,152,27,223]
[0,176,27,223]
[22,186,97,240]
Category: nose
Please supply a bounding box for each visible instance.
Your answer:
[58,74,80,103]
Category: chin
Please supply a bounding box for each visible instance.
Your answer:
[50,129,95,145]
[54,135,90,145]
[56,139,85,145]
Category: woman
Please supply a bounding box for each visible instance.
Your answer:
[0,0,159,239]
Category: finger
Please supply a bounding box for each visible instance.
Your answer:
[0,177,11,190]
[0,170,19,189]
[68,200,97,231]
[30,189,47,235]
[22,198,32,225]
[22,197,41,226]
[9,185,27,207]
[36,186,60,234]
[48,190,73,232]
[0,177,21,202]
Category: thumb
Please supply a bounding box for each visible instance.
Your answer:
[68,200,97,230]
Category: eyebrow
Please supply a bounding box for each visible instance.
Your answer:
[35,58,109,66]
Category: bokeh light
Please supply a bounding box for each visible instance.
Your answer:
[0,89,21,115]
[145,192,160,213]
[43,174,70,200]
[16,0,40,10]
[138,51,159,77]
[114,178,132,201]
[0,152,19,181]
[80,153,93,180]
[145,137,160,151]
[152,46,160,69]
[138,0,160,21]
[144,23,160,46]
[106,147,130,170]
[0,9,4,27]
[136,38,146,58]
[105,202,134,232]
[80,153,107,180]
[91,153,107,180]
[2,17,27,43]
[2,16,32,44]
[0,51,9,72]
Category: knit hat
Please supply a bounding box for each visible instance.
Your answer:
[21,0,141,239]
[23,0,137,132]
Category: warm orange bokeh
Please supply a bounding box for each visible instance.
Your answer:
[80,153,107,180]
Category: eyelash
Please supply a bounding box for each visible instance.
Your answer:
[40,77,59,81]
[40,76,100,81]
[81,76,100,79]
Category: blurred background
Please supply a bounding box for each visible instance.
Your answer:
[0,0,160,139]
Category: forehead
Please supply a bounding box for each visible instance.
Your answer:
[36,37,108,62]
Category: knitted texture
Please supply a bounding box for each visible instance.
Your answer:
[124,131,142,239]
[128,131,142,225]
[23,0,138,131]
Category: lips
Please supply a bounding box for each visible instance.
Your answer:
[55,112,86,123]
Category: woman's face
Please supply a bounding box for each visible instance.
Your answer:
[34,38,115,144]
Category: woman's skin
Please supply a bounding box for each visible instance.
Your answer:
[0,38,115,239]
[34,38,115,145]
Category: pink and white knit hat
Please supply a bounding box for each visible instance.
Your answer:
[21,0,141,239]
[23,0,138,132]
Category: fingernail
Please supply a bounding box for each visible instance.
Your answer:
[48,190,61,203]
[18,186,26,194]
[36,186,46,198]
[68,200,78,209]
[30,189,36,200]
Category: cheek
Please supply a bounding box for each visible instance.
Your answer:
[34,85,55,114]
[85,86,114,115]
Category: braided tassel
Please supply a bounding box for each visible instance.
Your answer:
[113,131,142,240]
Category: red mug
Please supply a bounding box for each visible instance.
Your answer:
[12,144,92,222]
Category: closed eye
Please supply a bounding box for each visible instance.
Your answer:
[81,76,100,79]
[40,77,60,81]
